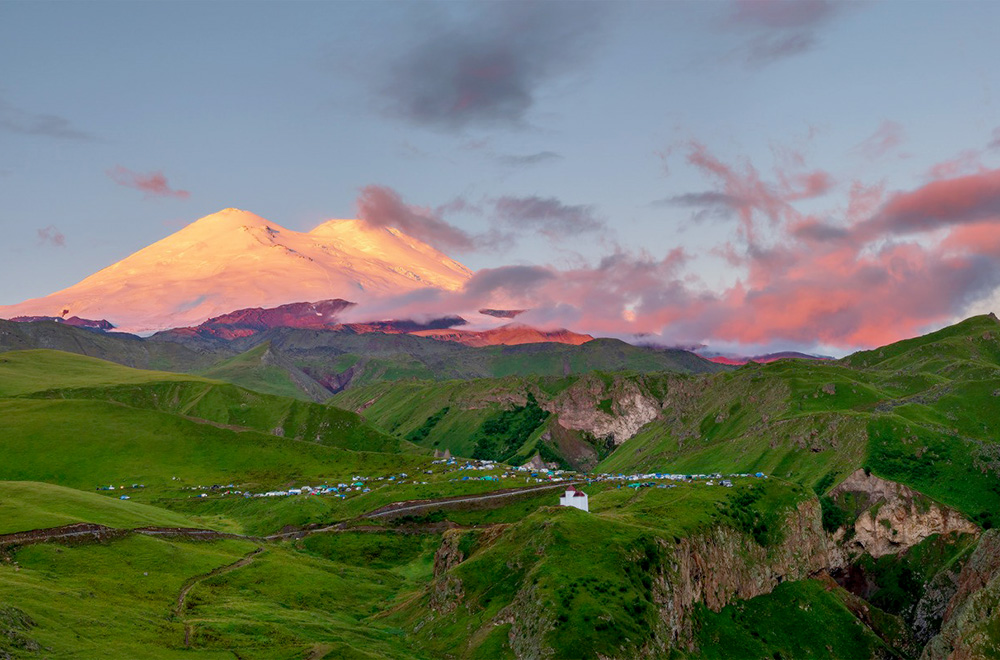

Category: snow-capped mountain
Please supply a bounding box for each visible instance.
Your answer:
[0,208,472,334]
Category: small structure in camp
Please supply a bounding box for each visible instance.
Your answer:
[558,485,589,512]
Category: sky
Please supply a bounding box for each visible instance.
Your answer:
[2,0,1000,356]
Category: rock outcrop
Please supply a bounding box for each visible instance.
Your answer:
[430,529,466,614]
[546,377,661,446]
[652,498,831,649]
[831,470,979,559]
[921,529,1000,659]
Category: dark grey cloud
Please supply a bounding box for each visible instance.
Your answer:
[492,195,604,238]
[989,127,1000,151]
[657,191,746,208]
[464,265,556,298]
[496,151,563,167]
[0,97,95,141]
[357,185,475,252]
[790,219,850,242]
[743,32,815,67]
[654,190,745,223]
[381,3,605,129]
[724,0,852,68]
[37,225,65,247]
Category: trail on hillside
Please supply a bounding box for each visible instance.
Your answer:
[174,546,264,647]
[266,480,580,541]
[0,522,260,549]
[1,482,580,548]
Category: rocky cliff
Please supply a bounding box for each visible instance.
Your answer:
[652,498,831,651]
[831,470,980,560]
[921,529,1000,659]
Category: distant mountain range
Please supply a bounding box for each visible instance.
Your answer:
[703,350,833,365]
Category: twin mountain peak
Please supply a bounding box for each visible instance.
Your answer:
[0,208,475,335]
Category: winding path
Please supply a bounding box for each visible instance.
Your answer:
[174,547,265,646]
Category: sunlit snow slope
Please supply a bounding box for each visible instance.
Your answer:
[0,209,472,334]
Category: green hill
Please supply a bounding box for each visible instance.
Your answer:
[0,481,199,535]
[596,314,1000,526]
[1,350,397,453]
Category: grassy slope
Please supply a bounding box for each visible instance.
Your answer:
[0,481,199,534]
[333,373,682,469]
[250,330,726,395]
[0,349,201,397]
[389,480,904,658]
[197,343,311,400]
[693,579,907,659]
[0,536,262,658]
[1,349,397,453]
[594,315,1000,525]
[0,398,420,496]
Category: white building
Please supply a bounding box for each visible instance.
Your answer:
[559,485,589,512]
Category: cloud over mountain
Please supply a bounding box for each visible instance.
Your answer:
[379,2,605,129]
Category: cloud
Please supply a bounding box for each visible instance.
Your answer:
[725,0,849,67]
[743,32,816,67]
[491,195,604,238]
[988,127,1000,151]
[789,218,849,242]
[36,225,65,247]
[857,120,905,159]
[107,167,190,199]
[654,190,746,223]
[464,265,556,299]
[356,185,476,252]
[351,140,1000,353]
[0,97,95,141]
[379,3,605,129]
[730,0,838,29]
[859,167,1000,238]
[496,151,563,167]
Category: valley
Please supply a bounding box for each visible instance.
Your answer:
[0,314,997,658]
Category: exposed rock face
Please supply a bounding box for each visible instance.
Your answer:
[831,470,979,559]
[498,583,556,660]
[652,498,831,648]
[921,529,1000,660]
[548,377,661,445]
[912,563,964,646]
[430,529,466,614]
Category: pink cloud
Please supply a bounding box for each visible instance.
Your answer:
[923,150,983,181]
[857,120,904,159]
[347,142,1000,354]
[107,167,190,199]
[862,167,1000,238]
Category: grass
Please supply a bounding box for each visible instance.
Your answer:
[0,398,426,498]
[0,535,256,658]
[0,481,199,535]
[13,352,397,454]
[693,579,906,659]
[387,479,811,658]
[0,349,201,397]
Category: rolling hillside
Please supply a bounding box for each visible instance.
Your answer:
[0,350,397,453]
